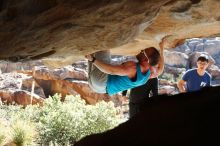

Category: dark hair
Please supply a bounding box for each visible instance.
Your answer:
[197,54,209,62]
[144,47,160,66]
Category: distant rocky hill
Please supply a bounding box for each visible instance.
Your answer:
[175,37,220,67]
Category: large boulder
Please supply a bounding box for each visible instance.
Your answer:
[0,72,44,105]
[207,65,220,80]
[49,79,123,105]
[164,65,186,77]
[32,65,88,81]
[164,50,189,68]
[0,89,43,106]
[203,40,220,66]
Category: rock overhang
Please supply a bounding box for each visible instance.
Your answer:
[0,0,220,68]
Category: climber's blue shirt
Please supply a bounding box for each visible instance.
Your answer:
[106,63,151,96]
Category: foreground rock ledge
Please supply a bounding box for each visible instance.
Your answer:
[74,86,220,146]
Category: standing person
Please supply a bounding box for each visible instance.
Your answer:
[177,54,212,93]
[85,47,161,96]
[129,77,159,118]
[128,38,165,118]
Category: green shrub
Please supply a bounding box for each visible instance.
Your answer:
[36,94,121,145]
[10,120,36,146]
[0,124,7,146]
[0,94,123,146]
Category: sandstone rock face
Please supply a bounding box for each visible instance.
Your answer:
[0,61,126,106]
[0,72,44,105]
[31,65,125,105]
[111,0,220,56]
[49,79,123,105]
[0,90,43,106]
[32,65,88,81]
[0,0,220,68]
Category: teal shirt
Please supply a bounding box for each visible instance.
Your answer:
[106,63,151,96]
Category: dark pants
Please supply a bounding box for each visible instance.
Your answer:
[129,77,158,118]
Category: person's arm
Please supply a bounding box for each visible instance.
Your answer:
[177,79,186,93]
[157,38,165,76]
[85,54,136,76]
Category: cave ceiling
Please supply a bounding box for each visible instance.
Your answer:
[0,0,220,68]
